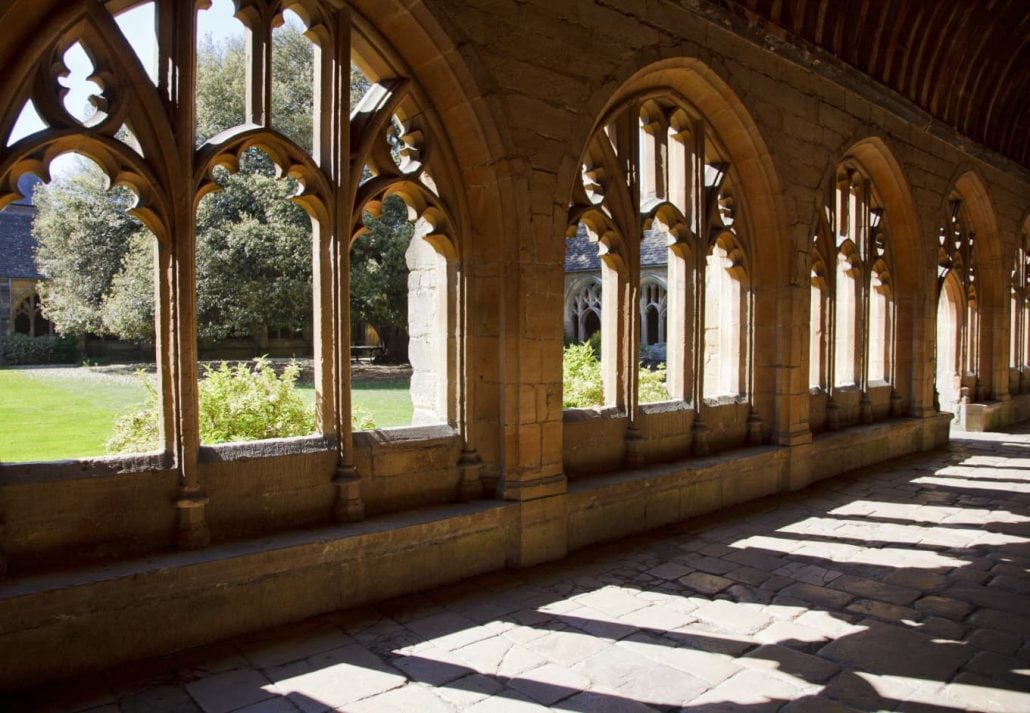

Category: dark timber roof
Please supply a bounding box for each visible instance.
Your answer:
[719,0,1030,166]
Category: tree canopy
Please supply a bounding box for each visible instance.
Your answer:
[352,195,414,362]
[32,19,414,362]
[195,151,312,341]
[33,163,144,336]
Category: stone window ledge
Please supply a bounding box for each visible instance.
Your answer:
[638,400,693,416]
[562,406,626,422]
[0,451,172,484]
[352,423,458,448]
[199,435,336,463]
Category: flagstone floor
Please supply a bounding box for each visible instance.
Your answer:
[9,425,1030,712]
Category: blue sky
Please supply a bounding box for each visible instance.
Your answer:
[7,0,243,172]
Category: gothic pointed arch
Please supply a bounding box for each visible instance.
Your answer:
[561,56,786,461]
[817,138,924,420]
[0,0,508,537]
[585,59,789,443]
[943,169,1005,401]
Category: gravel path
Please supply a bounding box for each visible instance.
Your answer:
[8,360,412,386]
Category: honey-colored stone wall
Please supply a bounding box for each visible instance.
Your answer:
[0,0,1027,689]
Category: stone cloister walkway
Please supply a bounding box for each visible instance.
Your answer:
[10,428,1030,712]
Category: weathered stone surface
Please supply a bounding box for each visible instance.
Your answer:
[819,622,971,680]
[8,425,1030,711]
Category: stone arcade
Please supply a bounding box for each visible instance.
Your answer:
[0,0,1028,694]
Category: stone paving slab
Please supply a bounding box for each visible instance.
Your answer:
[6,426,1030,712]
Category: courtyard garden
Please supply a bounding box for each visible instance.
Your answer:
[0,362,413,462]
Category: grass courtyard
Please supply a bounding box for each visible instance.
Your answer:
[0,366,413,463]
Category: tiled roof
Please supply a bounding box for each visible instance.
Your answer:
[0,204,42,279]
[565,224,668,272]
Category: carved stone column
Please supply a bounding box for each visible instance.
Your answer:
[624,422,645,467]
[889,388,903,417]
[746,406,763,445]
[826,396,840,431]
[859,391,873,423]
[692,414,711,456]
[457,448,484,501]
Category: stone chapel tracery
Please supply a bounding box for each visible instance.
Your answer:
[1013,225,1030,393]
[0,0,473,541]
[811,161,897,429]
[935,194,980,411]
[566,93,755,452]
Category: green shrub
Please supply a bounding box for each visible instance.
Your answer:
[351,403,377,431]
[106,371,160,453]
[638,362,669,402]
[107,357,378,453]
[197,357,314,444]
[562,342,669,408]
[0,333,78,365]
[563,342,604,408]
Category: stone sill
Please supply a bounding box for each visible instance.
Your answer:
[200,434,336,463]
[562,405,626,422]
[352,422,457,448]
[0,451,172,484]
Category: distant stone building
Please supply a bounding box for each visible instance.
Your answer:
[0,174,50,338]
[564,226,668,349]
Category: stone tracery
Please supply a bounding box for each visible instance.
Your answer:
[0,1,1026,688]
[0,0,471,540]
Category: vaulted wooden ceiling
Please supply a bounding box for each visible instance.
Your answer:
[722,0,1030,167]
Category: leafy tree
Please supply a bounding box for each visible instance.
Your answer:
[34,22,413,359]
[271,22,314,151]
[195,150,312,341]
[191,21,315,340]
[102,230,155,342]
[32,162,141,335]
[351,194,414,363]
[196,18,314,152]
[195,34,245,145]
[351,63,371,106]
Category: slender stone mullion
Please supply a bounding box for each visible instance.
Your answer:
[311,16,337,442]
[858,186,873,422]
[330,8,363,522]
[163,0,208,548]
[244,7,273,127]
[620,108,641,421]
[691,122,706,412]
[457,243,483,498]
[690,121,710,454]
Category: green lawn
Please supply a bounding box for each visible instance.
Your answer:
[0,368,414,462]
[351,379,414,429]
[0,369,149,461]
[296,378,414,430]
